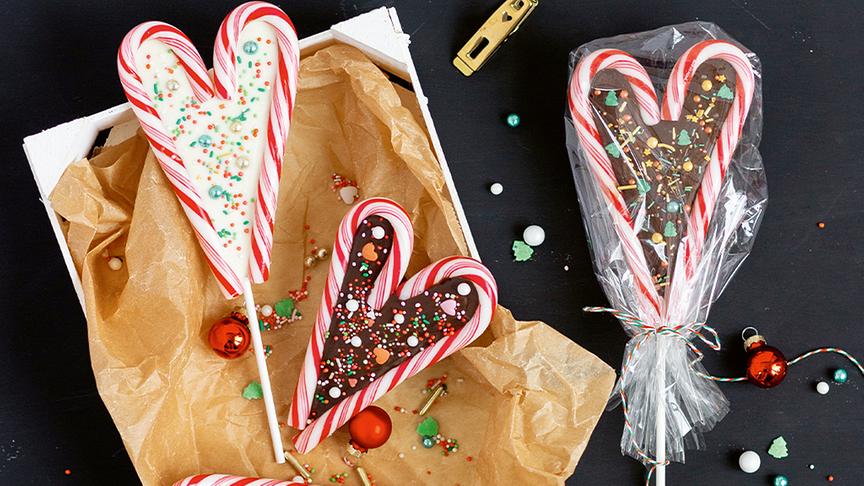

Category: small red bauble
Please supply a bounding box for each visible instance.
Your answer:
[744,333,787,388]
[348,406,392,452]
[208,315,250,359]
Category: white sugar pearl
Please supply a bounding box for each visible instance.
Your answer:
[738,450,760,473]
[328,387,341,398]
[407,335,419,347]
[457,282,472,296]
[490,182,503,195]
[394,313,405,324]
[260,305,273,317]
[371,226,386,239]
[523,225,545,247]
[108,257,123,271]
[345,299,359,312]
[816,381,830,395]
[351,336,362,347]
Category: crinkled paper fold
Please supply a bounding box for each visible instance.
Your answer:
[50,45,615,485]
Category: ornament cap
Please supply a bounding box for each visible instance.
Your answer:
[343,441,365,467]
[743,334,767,352]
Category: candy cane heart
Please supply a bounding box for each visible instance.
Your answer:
[117,1,300,298]
[287,198,498,453]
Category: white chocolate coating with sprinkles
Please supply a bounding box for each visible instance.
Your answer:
[135,21,278,276]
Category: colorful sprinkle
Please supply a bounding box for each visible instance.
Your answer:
[768,436,789,459]
[242,381,263,400]
[512,240,534,262]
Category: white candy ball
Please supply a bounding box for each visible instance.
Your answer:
[328,386,341,398]
[816,381,830,395]
[108,257,123,271]
[457,282,472,296]
[371,226,386,239]
[345,299,359,312]
[407,335,419,347]
[522,225,545,247]
[738,450,760,473]
[260,304,273,317]
[350,336,362,347]
[490,182,503,195]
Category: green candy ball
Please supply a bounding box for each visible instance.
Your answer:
[833,368,848,384]
[773,475,788,486]
[506,113,521,128]
[421,436,435,448]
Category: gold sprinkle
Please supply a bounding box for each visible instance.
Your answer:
[683,161,694,171]
[617,184,637,190]
[651,233,664,244]
[701,80,713,91]
[647,137,659,148]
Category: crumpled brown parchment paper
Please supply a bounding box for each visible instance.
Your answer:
[49,45,615,486]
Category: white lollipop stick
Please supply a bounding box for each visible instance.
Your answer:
[241,279,285,463]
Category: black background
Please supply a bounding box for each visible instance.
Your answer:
[2,0,863,484]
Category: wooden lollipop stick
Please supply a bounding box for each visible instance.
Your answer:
[242,279,285,464]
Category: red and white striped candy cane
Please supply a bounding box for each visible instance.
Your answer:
[291,255,497,453]
[568,49,663,321]
[173,474,305,486]
[662,40,755,280]
[286,198,414,431]
[117,1,299,298]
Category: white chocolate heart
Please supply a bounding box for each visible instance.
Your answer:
[135,21,279,276]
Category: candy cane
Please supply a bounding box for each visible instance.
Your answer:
[286,198,414,431]
[117,1,299,298]
[173,474,305,486]
[663,40,755,280]
[292,255,497,453]
[568,49,663,322]
[118,2,300,464]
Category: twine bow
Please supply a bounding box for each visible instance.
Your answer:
[583,306,722,485]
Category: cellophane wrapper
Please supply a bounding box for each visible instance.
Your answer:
[564,22,767,464]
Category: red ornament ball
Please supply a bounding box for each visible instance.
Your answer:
[348,406,392,452]
[745,336,787,388]
[208,316,250,359]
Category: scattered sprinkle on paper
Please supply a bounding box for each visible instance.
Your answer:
[768,436,788,459]
[242,381,263,400]
[274,297,296,318]
[512,240,534,262]
[416,417,439,437]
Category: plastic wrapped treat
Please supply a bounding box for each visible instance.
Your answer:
[564,22,767,481]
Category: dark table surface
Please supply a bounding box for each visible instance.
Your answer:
[3,0,863,484]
